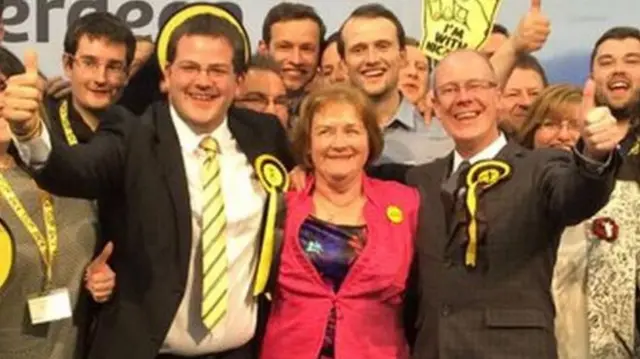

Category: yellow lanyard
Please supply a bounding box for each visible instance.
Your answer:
[0,173,58,290]
[59,100,79,146]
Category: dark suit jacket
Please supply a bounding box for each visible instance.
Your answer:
[44,94,123,246]
[31,102,294,359]
[403,142,617,359]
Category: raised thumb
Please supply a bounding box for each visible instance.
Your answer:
[88,241,114,272]
[23,49,39,75]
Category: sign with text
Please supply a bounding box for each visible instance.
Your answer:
[420,0,502,60]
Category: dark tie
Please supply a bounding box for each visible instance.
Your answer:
[443,160,471,195]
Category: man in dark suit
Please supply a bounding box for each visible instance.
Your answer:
[401,50,627,358]
[2,4,292,359]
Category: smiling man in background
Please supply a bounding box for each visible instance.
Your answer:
[235,53,290,129]
[591,26,640,128]
[498,53,548,136]
[398,36,432,122]
[259,2,325,119]
[339,4,454,165]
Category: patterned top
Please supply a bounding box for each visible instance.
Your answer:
[299,216,367,359]
[553,180,640,359]
[0,167,99,359]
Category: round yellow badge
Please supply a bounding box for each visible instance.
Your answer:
[254,154,289,192]
[465,160,512,188]
[386,205,404,224]
[0,219,15,292]
[263,163,284,189]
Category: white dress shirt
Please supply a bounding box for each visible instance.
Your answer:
[451,133,508,174]
[14,107,266,355]
[161,106,265,355]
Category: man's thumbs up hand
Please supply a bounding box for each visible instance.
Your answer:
[85,242,116,303]
[512,0,550,53]
[581,79,629,160]
[0,49,44,139]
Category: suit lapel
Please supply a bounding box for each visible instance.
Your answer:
[477,141,524,205]
[419,157,451,256]
[438,154,466,242]
[227,107,262,167]
[152,103,193,278]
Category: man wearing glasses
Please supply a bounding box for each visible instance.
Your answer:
[46,12,135,146]
[43,11,135,272]
[2,4,294,357]
[404,49,627,358]
[235,53,290,129]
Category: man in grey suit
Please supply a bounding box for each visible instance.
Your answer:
[405,50,628,359]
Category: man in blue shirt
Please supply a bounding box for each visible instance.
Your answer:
[337,4,453,165]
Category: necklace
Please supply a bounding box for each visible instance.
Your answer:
[315,189,362,207]
[313,192,365,224]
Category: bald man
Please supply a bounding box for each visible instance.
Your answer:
[398,50,626,358]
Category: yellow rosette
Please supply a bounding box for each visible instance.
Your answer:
[252,154,289,296]
[464,160,511,267]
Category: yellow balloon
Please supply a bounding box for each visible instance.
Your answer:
[0,220,15,291]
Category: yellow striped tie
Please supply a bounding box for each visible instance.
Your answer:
[199,137,229,330]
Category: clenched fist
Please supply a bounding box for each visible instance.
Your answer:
[581,79,629,160]
[0,50,44,137]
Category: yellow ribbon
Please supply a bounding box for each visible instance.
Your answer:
[463,160,511,267]
[0,174,58,290]
[58,100,79,146]
[252,154,289,296]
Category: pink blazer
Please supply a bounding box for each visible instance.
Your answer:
[261,175,419,359]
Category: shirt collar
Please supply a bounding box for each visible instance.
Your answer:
[169,104,232,154]
[452,133,508,173]
[385,95,419,131]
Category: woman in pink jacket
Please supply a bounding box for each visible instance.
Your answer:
[261,83,419,359]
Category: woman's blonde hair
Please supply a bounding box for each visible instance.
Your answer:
[291,83,384,170]
[517,83,583,149]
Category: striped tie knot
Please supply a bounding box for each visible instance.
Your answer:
[200,137,219,157]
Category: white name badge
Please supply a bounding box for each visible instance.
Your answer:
[27,288,72,325]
